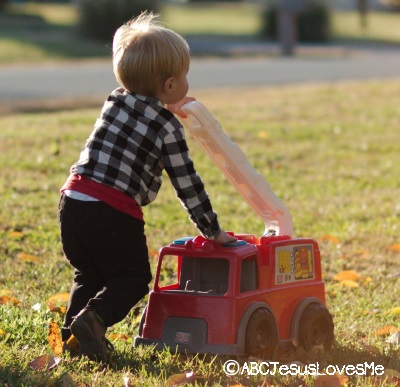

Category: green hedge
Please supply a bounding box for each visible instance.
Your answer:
[77,0,161,41]
[261,0,331,42]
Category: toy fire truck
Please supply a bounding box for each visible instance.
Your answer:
[134,102,333,356]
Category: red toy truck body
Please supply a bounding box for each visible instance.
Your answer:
[134,101,333,356]
[134,233,333,356]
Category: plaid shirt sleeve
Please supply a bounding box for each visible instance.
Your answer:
[70,88,220,239]
[161,124,220,239]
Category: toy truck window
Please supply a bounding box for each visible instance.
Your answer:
[240,257,258,293]
[157,255,229,295]
[180,256,229,295]
[157,255,179,289]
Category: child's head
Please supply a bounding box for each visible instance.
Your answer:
[113,12,190,97]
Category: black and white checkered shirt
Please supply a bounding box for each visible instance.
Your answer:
[71,88,220,238]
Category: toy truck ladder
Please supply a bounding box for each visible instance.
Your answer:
[182,101,294,237]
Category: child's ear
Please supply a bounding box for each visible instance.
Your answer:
[164,76,175,95]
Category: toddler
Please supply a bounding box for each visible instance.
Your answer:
[58,12,236,363]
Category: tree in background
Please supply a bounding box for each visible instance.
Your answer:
[77,0,160,41]
[357,0,368,29]
[380,0,400,7]
[0,0,10,12]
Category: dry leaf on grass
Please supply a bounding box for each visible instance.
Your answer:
[320,235,340,244]
[389,244,400,252]
[375,325,399,337]
[333,270,361,282]
[315,373,348,386]
[18,252,42,263]
[386,331,400,345]
[28,354,62,371]
[48,321,63,356]
[167,371,196,386]
[0,294,21,306]
[48,292,70,315]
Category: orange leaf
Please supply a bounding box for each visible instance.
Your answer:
[108,333,130,341]
[320,235,340,244]
[0,328,5,335]
[315,373,347,386]
[28,354,62,371]
[48,292,69,314]
[334,270,361,282]
[375,325,399,337]
[18,252,42,264]
[167,371,196,386]
[389,244,400,252]
[0,295,21,306]
[10,231,24,238]
[65,334,80,355]
[48,321,63,356]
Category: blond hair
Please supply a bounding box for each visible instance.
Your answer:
[112,12,190,96]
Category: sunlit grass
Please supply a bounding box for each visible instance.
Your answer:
[1,80,400,385]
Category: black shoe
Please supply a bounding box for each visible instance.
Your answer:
[70,307,114,363]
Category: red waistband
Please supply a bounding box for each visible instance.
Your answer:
[61,174,143,221]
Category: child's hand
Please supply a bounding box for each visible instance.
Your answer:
[166,96,196,118]
[213,230,237,245]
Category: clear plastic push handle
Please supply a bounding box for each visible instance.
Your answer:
[181,101,294,237]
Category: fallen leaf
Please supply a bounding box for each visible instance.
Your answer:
[320,235,340,244]
[10,231,24,238]
[0,289,13,297]
[385,306,400,315]
[334,270,361,282]
[375,325,399,337]
[0,295,21,306]
[48,292,69,314]
[315,373,348,386]
[64,335,80,356]
[167,371,196,386]
[108,333,130,341]
[337,280,359,288]
[363,276,372,285]
[28,354,62,371]
[48,321,63,356]
[389,244,400,252]
[18,252,42,263]
[386,331,400,345]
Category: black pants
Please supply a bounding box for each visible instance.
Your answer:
[58,194,152,341]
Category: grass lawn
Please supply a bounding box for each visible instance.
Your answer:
[1,79,400,385]
[0,2,400,64]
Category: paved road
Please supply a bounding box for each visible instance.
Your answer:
[1,42,399,103]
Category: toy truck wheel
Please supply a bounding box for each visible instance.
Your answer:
[298,303,333,351]
[245,308,278,358]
